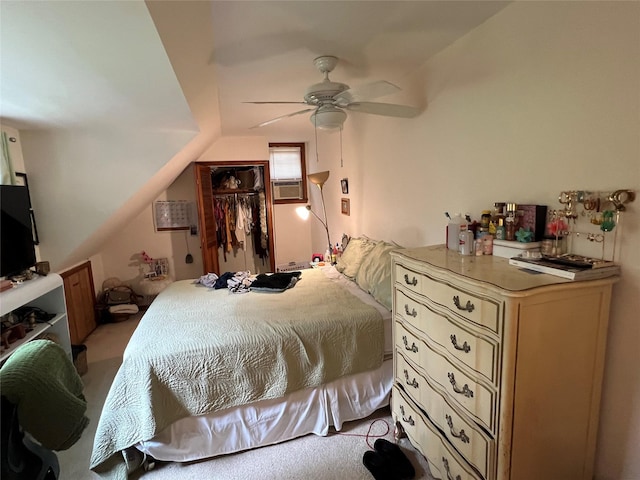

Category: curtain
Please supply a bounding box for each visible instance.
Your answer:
[1,131,17,185]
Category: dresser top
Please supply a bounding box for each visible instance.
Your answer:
[392,244,618,293]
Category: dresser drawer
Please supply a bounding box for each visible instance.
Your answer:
[392,385,483,480]
[396,353,493,479]
[394,263,502,335]
[395,321,497,433]
[396,288,500,385]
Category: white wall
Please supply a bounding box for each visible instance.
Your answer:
[313,3,639,478]
[95,164,203,292]
[19,128,197,272]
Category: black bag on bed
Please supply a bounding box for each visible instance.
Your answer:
[250,272,302,292]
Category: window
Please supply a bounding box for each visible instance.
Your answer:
[269,143,307,204]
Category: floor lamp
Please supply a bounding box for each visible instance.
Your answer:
[297,171,332,257]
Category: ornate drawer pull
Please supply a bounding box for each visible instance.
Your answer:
[402,335,418,353]
[404,274,418,286]
[404,304,417,317]
[442,457,462,480]
[445,414,470,444]
[447,372,474,398]
[450,334,471,353]
[404,369,419,388]
[400,405,415,426]
[452,295,475,313]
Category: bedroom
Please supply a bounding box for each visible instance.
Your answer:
[0,1,638,479]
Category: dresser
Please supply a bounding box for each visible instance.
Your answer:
[390,245,616,480]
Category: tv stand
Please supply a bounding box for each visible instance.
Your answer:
[0,273,71,363]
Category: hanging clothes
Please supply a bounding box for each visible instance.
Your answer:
[234,196,253,250]
[259,191,268,250]
[214,193,267,260]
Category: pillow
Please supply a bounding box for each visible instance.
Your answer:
[335,236,378,279]
[356,241,400,310]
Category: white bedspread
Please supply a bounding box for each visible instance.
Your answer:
[90,268,384,478]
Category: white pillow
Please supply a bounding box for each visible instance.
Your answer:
[356,241,399,310]
[335,236,377,279]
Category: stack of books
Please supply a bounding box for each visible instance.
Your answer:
[508,254,620,280]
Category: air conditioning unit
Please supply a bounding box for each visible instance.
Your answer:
[272,181,303,200]
[276,261,310,272]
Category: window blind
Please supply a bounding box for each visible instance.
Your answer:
[269,146,301,181]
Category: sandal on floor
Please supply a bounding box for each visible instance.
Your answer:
[373,439,415,480]
[363,450,396,480]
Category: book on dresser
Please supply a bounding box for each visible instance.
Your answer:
[390,244,617,480]
[508,256,620,280]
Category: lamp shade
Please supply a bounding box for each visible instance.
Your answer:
[310,106,347,130]
[307,171,330,187]
[295,205,311,220]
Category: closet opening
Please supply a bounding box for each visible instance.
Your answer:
[195,162,275,276]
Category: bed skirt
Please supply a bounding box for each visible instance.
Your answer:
[137,358,393,462]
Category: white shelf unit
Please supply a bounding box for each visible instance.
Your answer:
[0,273,71,363]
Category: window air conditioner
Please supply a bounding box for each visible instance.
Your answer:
[272,181,303,200]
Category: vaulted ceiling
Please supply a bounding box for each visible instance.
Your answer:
[1,0,510,140]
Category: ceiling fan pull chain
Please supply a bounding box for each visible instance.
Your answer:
[315,119,319,163]
[339,127,343,167]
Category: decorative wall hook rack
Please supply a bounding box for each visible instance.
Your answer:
[550,189,635,262]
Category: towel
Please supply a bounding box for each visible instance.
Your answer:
[0,339,89,450]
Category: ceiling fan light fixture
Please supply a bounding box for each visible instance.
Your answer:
[310,106,347,130]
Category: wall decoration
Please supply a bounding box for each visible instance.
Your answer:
[341,198,350,216]
[153,200,192,231]
[341,178,349,194]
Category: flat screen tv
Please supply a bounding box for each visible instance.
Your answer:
[1,185,37,278]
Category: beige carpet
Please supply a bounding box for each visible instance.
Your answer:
[57,314,435,480]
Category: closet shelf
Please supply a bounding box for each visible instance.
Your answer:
[213,189,258,195]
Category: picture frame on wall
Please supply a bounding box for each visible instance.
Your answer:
[341,178,349,194]
[341,198,350,216]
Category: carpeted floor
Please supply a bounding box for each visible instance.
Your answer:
[57,314,435,479]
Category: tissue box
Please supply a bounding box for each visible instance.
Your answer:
[516,204,548,241]
[493,239,542,258]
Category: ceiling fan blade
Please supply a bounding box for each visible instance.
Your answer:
[244,101,308,105]
[333,80,401,105]
[250,108,316,128]
[345,102,419,118]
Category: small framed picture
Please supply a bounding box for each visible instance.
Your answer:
[340,178,349,194]
[341,198,350,216]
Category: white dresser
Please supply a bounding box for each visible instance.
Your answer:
[390,245,617,480]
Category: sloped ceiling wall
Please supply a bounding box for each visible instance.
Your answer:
[0,0,219,271]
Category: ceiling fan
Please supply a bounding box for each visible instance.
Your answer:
[246,56,419,130]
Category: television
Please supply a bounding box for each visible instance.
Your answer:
[1,185,37,278]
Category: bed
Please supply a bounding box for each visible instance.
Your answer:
[90,236,398,479]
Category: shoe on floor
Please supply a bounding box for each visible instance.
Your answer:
[373,439,416,480]
[363,450,396,480]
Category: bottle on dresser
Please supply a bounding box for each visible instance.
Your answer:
[505,203,518,241]
[446,213,463,250]
[459,224,474,255]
